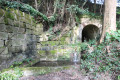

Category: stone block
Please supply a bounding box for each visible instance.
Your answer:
[0,9,4,17]
[14,46,23,53]
[22,43,27,52]
[17,34,25,39]
[0,24,6,32]
[0,32,8,40]
[31,35,37,41]
[8,18,14,25]
[12,39,21,46]
[18,28,25,34]
[8,45,24,53]
[0,17,5,24]
[0,47,8,55]
[34,23,43,35]
[8,33,15,39]
[14,21,19,27]
[11,34,25,40]
[19,21,24,28]
[0,40,4,47]
[26,24,33,29]
[12,27,25,34]
[0,54,12,59]
[26,29,33,34]
[25,34,32,43]
[8,46,15,53]
[6,25,13,33]
[12,27,18,34]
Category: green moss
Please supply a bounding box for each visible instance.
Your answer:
[57,55,70,61]
[5,10,15,20]
[59,37,66,41]
[21,66,71,76]
[0,9,4,17]
[38,50,46,55]
[4,17,8,25]
[50,50,57,55]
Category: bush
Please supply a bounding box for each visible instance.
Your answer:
[80,30,120,76]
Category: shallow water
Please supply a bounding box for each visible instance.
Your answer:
[33,61,80,67]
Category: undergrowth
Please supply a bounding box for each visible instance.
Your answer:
[0,0,56,23]
[0,67,23,80]
[80,30,120,79]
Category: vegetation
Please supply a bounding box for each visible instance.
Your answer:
[0,0,120,80]
[80,30,120,79]
[0,67,23,80]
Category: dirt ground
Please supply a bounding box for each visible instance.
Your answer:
[19,65,113,80]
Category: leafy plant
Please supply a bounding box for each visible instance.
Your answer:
[0,67,23,80]
[80,31,120,77]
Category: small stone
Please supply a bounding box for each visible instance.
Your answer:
[0,24,6,32]
[0,40,4,47]
[0,32,8,40]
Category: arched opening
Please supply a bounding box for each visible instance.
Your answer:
[82,24,99,42]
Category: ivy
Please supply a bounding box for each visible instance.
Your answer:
[0,0,51,22]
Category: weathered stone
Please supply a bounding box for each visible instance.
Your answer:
[8,33,15,39]
[37,44,41,50]
[13,21,19,27]
[0,40,4,47]
[26,29,33,34]
[34,23,43,35]
[0,32,8,40]
[22,43,27,52]
[14,46,23,53]
[0,47,8,55]
[0,24,6,32]
[25,34,32,43]
[8,18,14,25]
[17,34,25,39]
[12,39,21,46]
[0,54,12,59]
[8,45,24,54]
[18,28,25,34]
[12,27,18,33]
[6,25,13,33]
[26,24,34,30]
[19,21,24,28]
[0,9,4,17]
[0,17,5,24]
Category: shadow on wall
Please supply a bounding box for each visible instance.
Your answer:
[82,24,100,42]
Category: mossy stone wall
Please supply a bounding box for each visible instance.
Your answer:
[0,8,43,70]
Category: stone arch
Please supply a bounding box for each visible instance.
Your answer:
[82,24,100,42]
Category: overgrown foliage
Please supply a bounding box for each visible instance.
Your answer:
[80,30,120,79]
[0,0,56,22]
[0,67,23,80]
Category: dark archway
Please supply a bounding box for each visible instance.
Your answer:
[82,24,99,42]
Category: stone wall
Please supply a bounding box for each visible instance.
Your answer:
[0,8,81,70]
[0,9,102,70]
[0,8,43,70]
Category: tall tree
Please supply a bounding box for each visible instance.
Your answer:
[99,0,117,44]
[35,0,38,10]
[94,0,96,13]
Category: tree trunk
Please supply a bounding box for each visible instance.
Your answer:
[94,0,96,13]
[98,0,117,44]
[61,0,66,20]
[35,0,38,10]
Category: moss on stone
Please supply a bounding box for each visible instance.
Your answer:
[5,10,15,20]
[38,50,46,54]
[4,17,9,25]
[0,9,4,17]
[50,50,57,55]
[59,37,66,41]
[20,66,71,76]
[57,55,70,61]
